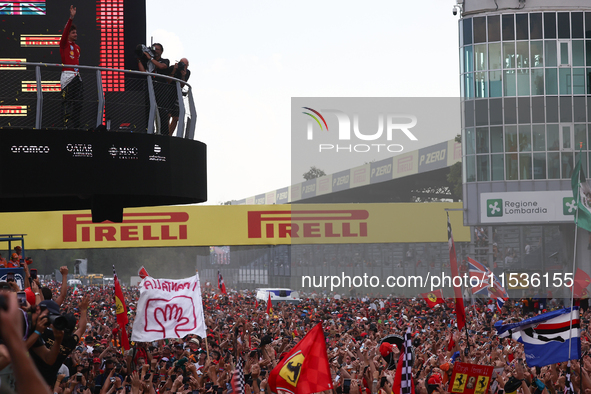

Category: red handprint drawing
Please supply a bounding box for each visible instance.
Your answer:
[144,296,197,338]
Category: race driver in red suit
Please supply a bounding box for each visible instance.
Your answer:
[60,5,83,129]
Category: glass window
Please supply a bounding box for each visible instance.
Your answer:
[503,42,515,68]
[533,153,546,179]
[517,70,530,96]
[474,44,487,71]
[572,12,584,38]
[464,46,474,73]
[520,153,532,179]
[587,41,591,66]
[504,70,516,96]
[558,12,570,39]
[489,71,502,97]
[573,41,585,66]
[533,125,545,151]
[488,15,501,42]
[573,68,585,94]
[505,125,518,152]
[559,41,570,66]
[506,153,518,180]
[545,68,558,94]
[547,152,560,178]
[588,69,591,94]
[465,127,476,155]
[516,42,529,68]
[559,68,571,95]
[531,41,543,67]
[477,127,489,153]
[491,154,504,180]
[465,73,474,98]
[490,126,504,153]
[475,72,488,98]
[519,125,532,151]
[530,13,542,39]
[561,152,573,178]
[531,69,545,95]
[516,14,528,40]
[474,17,487,43]
[547,124,559,151]
[503,15,515,41]
[460,73,465,98]
[544,13,557,39]
[575,124,587,149]
[587,13,591,38]
[466,155,476,182]
[463,18,473,46]
[546,41,557,66]
[477,155,490,181]
[561,124,573,150]
[489,43,502,69]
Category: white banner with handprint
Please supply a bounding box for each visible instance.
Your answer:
[131,274,207,341]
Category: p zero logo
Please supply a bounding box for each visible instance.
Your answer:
[303,107,418,153]
[248,210,369,239]
[63,212,189,242]
[20,35,60,47]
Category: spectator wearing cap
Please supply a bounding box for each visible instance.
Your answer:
[94,358,122,390]
[7,253,20,268]
[0,253,7,268]
[13,245,22,261]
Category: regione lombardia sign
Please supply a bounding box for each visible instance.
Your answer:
[480,191,577,224]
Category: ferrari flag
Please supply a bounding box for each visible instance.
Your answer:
[420,289,444,308]
[113,266,130,350]
[269,323,333,394]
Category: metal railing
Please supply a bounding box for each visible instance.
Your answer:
[0,61,197,139]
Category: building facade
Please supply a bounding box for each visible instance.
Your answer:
[459,0,591,289]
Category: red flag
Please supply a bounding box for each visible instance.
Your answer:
[138,266,149,279]
[218,271,227,294]
[419,289,444,308]
[447,213,466,331]
[113,266,130,350]
[266,292,273,315]
[571,268,591,298]
[269,323,333,394]
[255,299,258,309]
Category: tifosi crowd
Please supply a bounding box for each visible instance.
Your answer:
[0,262,589,394]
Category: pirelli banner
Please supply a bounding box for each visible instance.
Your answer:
[0,203,468,249]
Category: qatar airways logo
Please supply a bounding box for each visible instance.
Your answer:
[302,107,418,153]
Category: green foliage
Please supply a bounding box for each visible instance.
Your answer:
[447,161,463,201]
[303,166,326,181]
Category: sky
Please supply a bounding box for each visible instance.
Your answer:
[146,0,462,205]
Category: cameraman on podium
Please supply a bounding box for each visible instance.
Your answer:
[167,58,191,136]
[138,44,170,134]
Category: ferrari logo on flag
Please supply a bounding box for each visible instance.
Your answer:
[427,293,437,303]
[279,352,304,387]
[115,296,124,314]
[473,376,489,394]
[452,373,467,392]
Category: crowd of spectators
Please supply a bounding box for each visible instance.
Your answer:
[0,266,590,394]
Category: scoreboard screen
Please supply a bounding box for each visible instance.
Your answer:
[0,0,146,86]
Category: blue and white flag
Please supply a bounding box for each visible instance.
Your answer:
[494,307,580,367]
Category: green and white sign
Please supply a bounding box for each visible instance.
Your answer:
[480,191,574,224]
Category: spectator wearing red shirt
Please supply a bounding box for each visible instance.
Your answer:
[60,5,83,129]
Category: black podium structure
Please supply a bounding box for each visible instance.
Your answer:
[0,128,207,222]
